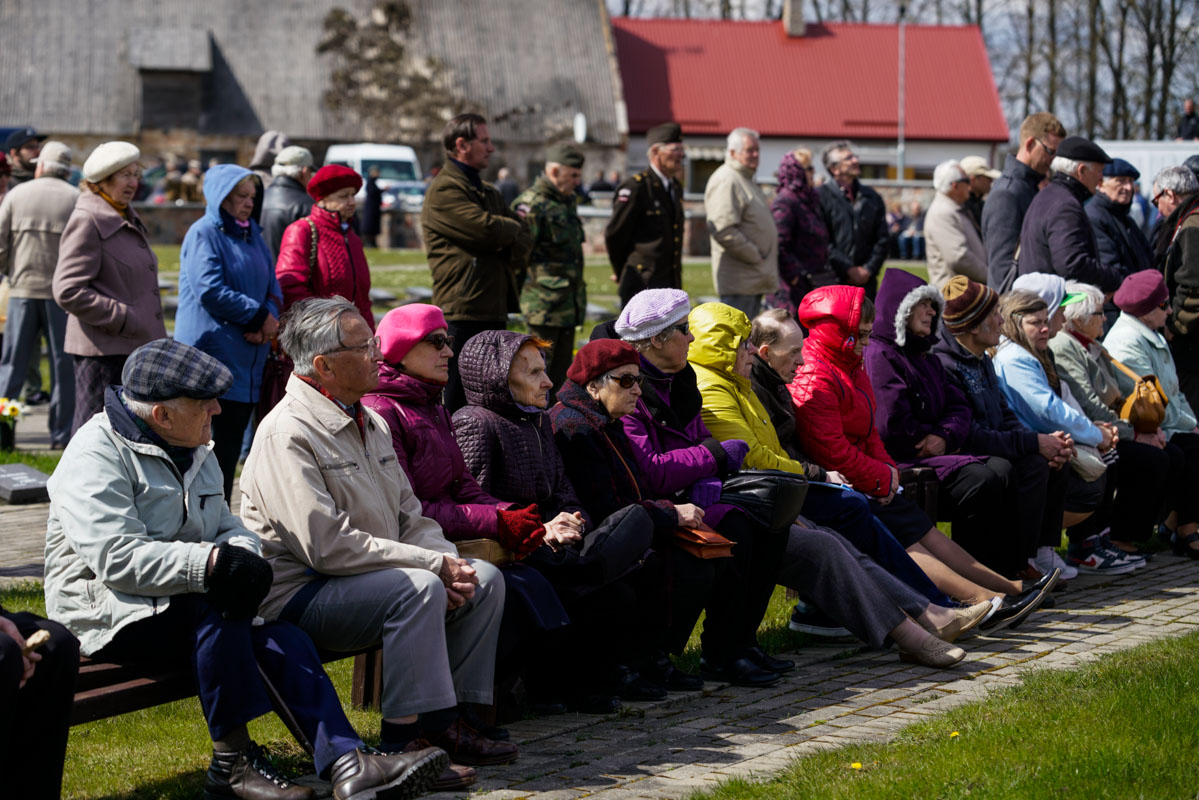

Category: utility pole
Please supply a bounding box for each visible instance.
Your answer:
[897,2,907,180]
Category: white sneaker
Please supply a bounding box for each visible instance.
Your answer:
[1033,546,1078,581]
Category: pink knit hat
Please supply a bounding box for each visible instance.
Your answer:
[377,304,448,364]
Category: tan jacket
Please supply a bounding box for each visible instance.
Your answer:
[53,191,166,356]
[704,159,778,296]
[240,375,458,620]
[0,176,79,299]
[925,192,987,290]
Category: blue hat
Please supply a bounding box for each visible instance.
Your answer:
[1103,158,1140,179]
[122,339,232,402]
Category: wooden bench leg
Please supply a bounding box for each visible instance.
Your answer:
[351,650,384,711]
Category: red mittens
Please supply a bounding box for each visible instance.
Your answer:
[496,503,546,557]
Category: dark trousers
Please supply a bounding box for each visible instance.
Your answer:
[1111,439,1174,542]
[1064,468,1111,544]
[937,456,1023,576]
[528,324,574,404]
[701,510,786,663]
[210,399,256,503]
[1177,368,1199,418]
[71,354,127,436]
[93,594,361,775]
[801,484,952,606]
[444,320,506,413]
[0,610,79,800]
[1165,433,1199,528]
[0,298,74,445]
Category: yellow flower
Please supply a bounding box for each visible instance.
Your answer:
[850,762,862,770]
[949,731,960,738]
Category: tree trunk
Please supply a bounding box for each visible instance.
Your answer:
[1023,0,1035,120]
[1046,0,1058,112]
[1085,0,1099,137]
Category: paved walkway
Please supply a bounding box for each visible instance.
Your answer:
[5,406,1199,798]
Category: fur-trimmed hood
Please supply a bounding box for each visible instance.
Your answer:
[874,268,943,350]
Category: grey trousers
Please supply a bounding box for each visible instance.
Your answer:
[0,298,73,444]
[719,294,763,320]
[297,560,504,718]
[777,523,927,649]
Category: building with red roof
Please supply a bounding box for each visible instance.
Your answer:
[611,13,1011,190]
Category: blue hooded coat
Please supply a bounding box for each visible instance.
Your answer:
[175,164,282,404]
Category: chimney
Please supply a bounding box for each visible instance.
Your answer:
[783,0,806,37]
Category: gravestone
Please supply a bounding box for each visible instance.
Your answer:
[0,463,50,504]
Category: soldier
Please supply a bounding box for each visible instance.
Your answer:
[512,143,587,398]
[605,122,686,308]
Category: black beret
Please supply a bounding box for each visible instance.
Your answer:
[546,143,585,168]
[1184,154,1199,178]
[1057,136,1112,164]
[122,339,233,402]
[647,122,683,147]
[1102,158,1139,179]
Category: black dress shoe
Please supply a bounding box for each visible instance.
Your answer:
[640,652,705,691]
[568,693,623,714]
[746,645,795,673]
[613,665,668,701]
[204,742,314,800]
[699,656,782,687]
[1020,567,1062,596]
[329,745,447,800]
[981,570,1057,632]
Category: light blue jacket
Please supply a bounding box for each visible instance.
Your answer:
[1103,312,1198,439]
[175,164,281,403]
[993,337,1103,446]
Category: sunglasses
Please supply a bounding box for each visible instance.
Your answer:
[1159,300,1171,311]
[666,322,689,336]
[606,372,644,389]
[423,333,455,350]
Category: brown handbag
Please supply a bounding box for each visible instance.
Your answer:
[672,523,735,559]
[1108,356,1168,435]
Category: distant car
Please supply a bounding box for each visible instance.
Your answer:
[324,143,426,213]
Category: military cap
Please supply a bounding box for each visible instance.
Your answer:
[122,339,233,402]
[546,143,585,168]
[1056,136,1112,164]
[1103,158,1140,179]
[647,122,683,147]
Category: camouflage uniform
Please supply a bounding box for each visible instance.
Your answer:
[513,174,586,393]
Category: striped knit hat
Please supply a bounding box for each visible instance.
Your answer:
[941,276,998,334]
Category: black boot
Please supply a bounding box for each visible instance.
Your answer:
[329,745,446,800]
[203,742,314,800]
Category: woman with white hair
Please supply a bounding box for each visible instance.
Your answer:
[924,160,986,290]
[1050,281,1171,557]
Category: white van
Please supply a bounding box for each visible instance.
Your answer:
[323,143,425,212]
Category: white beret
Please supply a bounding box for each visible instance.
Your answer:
[82,141,141,183]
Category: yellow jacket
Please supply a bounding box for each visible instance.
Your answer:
[687,302,805,475]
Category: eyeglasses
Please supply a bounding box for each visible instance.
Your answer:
[423,333,455,350]
[605,372,644,389]
[325,335,381,357]
[666,322,689,336]
[1159,300,1171,311]
[1036,138,1057,158]
[1153,189,1170,207]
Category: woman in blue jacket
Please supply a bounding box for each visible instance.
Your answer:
[176,164,281,500]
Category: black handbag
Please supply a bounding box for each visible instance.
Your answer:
[719,469,809,532]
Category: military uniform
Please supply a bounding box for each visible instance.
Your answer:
[605,168,684,308]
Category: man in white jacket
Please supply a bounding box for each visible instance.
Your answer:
[704,128,778,318]
[925,160,988,291]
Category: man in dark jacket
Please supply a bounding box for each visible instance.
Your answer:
[4,127,46,188]
[1086,158,1154,328]
[260,146,314,259]
[605,122,686,308]
[422,113,532,411]
[981,112,1066,292]
[1016,136,1123,293]
[932,276,1074,580]
[1154,165,1199,410]
[817,140,888,298]
[1177,99,1199,141]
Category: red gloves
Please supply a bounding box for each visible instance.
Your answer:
[496,503,546,557]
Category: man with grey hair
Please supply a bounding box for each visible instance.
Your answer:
[240,296,514,784]
[817,139,888,298]
[0,140,78,446]
[924,159,986,290]
[703,128,776,318]
[1015,136,1122,293]
[1154,164,1199,408]
[260,145,315,259]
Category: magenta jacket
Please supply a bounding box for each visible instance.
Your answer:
[362,363,509,540]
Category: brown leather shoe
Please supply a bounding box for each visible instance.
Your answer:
[203,743,315,800]
[426,718,519,766]
[403,739,476,791]
[329,745,446,800]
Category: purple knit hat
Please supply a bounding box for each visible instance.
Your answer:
[377,304,448,364]
[615,288,692,341]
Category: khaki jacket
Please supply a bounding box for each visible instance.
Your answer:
[0,176,79,299]
[704,159,778,296]
[53,191,166,356]
[925,192,986,290]
[240,375,458,620]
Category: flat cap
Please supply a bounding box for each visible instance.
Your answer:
[647,122,683,147]
[4,127,46,151]
[122,339,233,402]
[959,156,1000,179]
[546,143,585,168]
[274,145,314,168]
[1057,136,1112,164]
[1103,158,1140,179]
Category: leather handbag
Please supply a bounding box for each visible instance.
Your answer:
[719,469,809,531]
[1109,356,1168,434]
[672,523,734,559]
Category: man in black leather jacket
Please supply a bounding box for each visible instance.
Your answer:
[261,146,315,260]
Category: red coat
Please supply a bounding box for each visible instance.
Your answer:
[276,204,374,329]
[788,285,895,497]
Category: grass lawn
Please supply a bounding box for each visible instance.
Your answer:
[0,445,62,474]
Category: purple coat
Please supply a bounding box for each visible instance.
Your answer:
[362,363,509,540]
[864,268,983,480]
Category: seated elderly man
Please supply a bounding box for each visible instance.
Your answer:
[240,296,515,773]
[924,159,987,290]
[43,339,445,800]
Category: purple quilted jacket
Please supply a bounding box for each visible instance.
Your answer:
[362,363,509,540]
